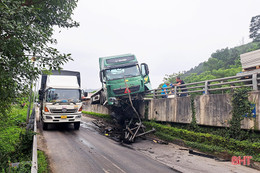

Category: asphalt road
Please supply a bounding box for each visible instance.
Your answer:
[39,116,178,173]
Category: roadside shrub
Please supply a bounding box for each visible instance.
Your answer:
[144,121,260,161]
[82,111,111,119]
[0,104,33,171]
[229,88,253,139]
[38,150,49,173]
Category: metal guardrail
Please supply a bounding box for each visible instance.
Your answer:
[145,72,260,98]
[28,107,38,173]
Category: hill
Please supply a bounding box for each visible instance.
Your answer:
[163,41,260,85]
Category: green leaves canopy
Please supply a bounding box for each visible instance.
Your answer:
[0,0,79,115]
[250,15,260,42]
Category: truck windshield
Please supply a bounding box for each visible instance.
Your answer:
[46,89,80,103]
[105,65,140,80]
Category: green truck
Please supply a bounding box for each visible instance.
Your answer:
[91,54,151,107]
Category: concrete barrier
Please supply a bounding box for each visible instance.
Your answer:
[84,92,260,130]
[83,101,111,115]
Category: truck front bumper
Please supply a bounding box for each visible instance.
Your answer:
[42,113,81,123]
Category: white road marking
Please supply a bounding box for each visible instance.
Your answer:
[100,155,126,173]
[102,168,110,173]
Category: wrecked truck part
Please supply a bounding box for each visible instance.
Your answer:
[90,54,154,143]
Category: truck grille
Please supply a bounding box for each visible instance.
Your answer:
[50,109,77,113]
[113,85,140,95]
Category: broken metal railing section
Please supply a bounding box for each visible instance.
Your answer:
[123,78,155,142]
[124,121,155,142]
[145,72,260,98]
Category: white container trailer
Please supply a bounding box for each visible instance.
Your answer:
[39,70,87,130]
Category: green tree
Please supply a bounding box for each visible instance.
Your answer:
[163,72,183,83]
[0,0,79,116]
[250,15,260,42]
[203,57,223,71]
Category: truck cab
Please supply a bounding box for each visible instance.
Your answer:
[96,54,151,105]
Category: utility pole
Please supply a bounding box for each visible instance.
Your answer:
[26,57,36,123]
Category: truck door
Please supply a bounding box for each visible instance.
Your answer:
[140,63,152,90]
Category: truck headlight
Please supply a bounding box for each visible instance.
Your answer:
[46,116,52,119]
[109,97,116,102]
[109,97,118,105]
[76,115,81,118]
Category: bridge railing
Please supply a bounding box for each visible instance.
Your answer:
[145,72,260,98]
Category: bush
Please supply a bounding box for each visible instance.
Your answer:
[144,121,260,161]
[82,111,111,119]
[0,105,33,171]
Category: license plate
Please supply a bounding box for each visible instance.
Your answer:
[61,115,67,119]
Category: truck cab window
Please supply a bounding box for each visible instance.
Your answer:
[141,64,146,76]
[46,89,81,103]
[105,65,140,80]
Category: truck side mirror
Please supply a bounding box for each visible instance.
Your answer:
[99,71,103,83]
[38,90,43,101]
[141,63,149,76]
[100,70,106,83]
[84,92,88,97]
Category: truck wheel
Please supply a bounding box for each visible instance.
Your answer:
[43,122,48,130]
[74,122,80,130]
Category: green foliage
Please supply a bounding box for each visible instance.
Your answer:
[228,88,253,140]
[184,71,216,83]
[10,161,32,173]
[0,105,33,171]
[250,15,260,42]
[185,141,226,154]
[162,42,260,88]
[0,127,22,154]
[0,0,79,115]
[38,150,49,173]
[144,121,260,161]
[203,47,241,71]
[189,96,199,131]
[82,111,111,119]
[0,130,34,171]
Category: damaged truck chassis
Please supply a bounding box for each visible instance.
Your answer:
[91,54,155,142]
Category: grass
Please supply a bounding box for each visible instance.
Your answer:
[144,121,260,162]
[82,111,111,120]
[0,104,34,172]
[38,150,49,173]
[156,121,260,142]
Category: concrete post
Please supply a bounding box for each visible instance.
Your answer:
[174,86,177,97]
[204,81,208,95]
[26,79,33,123]
[252,73,258,91]
[26,58,35,123]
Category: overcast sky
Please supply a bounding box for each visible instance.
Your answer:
[53,0,260,89]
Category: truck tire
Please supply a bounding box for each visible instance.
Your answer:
[74,122,80,130]
[43,122,48,130]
